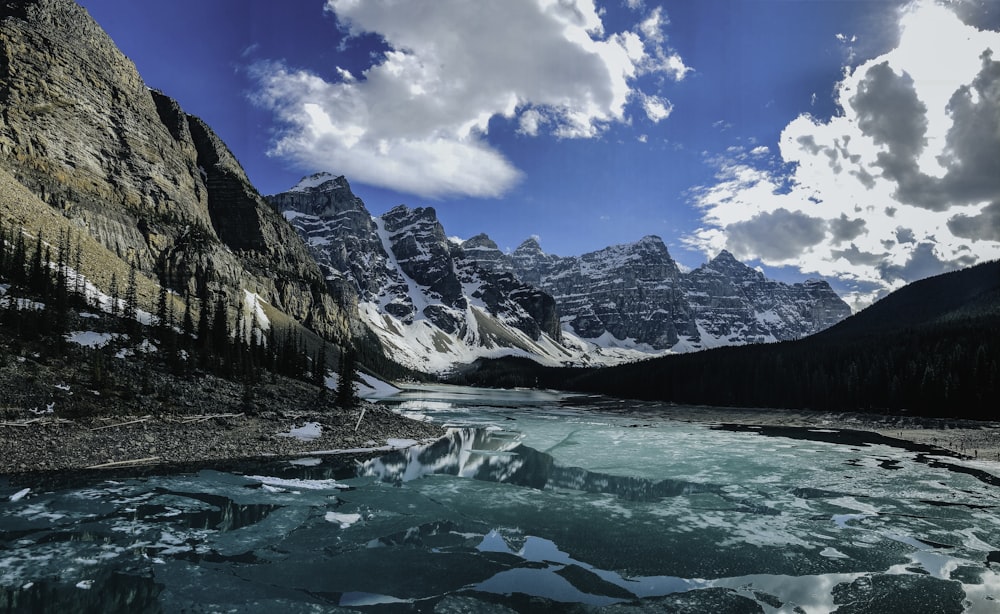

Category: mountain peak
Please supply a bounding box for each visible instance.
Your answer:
[289,172,346,193]
[711,249,739,264]
[463,233,500,251]
[515,236,544,254]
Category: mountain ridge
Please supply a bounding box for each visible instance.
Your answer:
[270,173,852,372]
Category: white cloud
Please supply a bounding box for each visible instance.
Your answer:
[517,108,547,137]
[687,0,1000,307]
[252,0,689,199]
[641,94,673,122]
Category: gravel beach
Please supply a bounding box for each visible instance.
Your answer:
[0,402,444,476]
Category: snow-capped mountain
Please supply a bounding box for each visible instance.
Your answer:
[510,235,697,349]
[507,237,852,351]
[269,175,573,372]
[270,174,851,372]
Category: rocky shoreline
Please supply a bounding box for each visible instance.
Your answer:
[0,402,444,477]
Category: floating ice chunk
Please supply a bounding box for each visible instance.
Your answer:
[76,580,93,590]
[279,422,322,441]
[9,488,30,502]
[325,511,362,528]
[245,476,349,491]
[820,547,850,558]
[339,592,409,607]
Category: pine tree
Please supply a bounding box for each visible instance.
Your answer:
[314,342,328,388]
[182,292,194,340]
[73,233,85,306]
[123,259,138,331]
[156,283,169,331]
[52,229,70,335]
[28,232,44,294]
[11,229,27,285]
[335,347,358,409]
[108,273,120,316]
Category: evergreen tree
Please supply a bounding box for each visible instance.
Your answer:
[108,272,120,316]
[123,259,138,333]
[52,229,70,335]
[28,232,44,294]
[314,342,328,388]
[73,233,86,306]
[11,229,27,285]
[335,347,358,409]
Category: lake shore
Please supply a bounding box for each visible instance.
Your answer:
[590,398,1000,463]
[0,402,444,477]
[4,386,998,480]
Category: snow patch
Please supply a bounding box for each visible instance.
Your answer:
[279,422,322,441]
[289,172,339,192]
[66,331,116,348]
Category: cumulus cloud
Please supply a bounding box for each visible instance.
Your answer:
[251,0,689,198]
[948,201,1000,242]
[687,0,1000,306]
[725,209,827,261]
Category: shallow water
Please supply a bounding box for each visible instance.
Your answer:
[2,385,1000,612]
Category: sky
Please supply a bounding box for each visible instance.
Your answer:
[77,0,1000,309]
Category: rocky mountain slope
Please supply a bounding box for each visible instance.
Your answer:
[269,174,572,372]
[502,236,851,351]
[270,174,852,372]
[0,0,354,346]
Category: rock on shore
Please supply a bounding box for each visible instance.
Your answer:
[0,402,443,475]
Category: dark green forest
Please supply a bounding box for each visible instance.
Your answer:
[450,261,1000,421]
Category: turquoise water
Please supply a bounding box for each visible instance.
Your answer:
[2,386,999,612]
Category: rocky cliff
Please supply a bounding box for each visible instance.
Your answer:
[511,235,697,348]
[271,173,851,371]
[0,0,352,341]
[508,238,852,350]
[269,174,567,372]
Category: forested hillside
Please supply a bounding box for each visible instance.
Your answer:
[451,261,1000,420]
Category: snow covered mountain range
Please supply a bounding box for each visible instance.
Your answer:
[268,173,851,373]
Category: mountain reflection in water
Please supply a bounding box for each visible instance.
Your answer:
[361,427,724,501]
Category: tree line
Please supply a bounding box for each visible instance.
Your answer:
[0,218,361,410]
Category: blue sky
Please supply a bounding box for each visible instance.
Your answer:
[77,0,1000,308]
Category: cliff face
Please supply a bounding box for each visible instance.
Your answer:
[511,235,696,348]
[269,175,566,372]
[510,238,851,351]
[0,0,352,340]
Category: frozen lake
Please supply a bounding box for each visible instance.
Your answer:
[2,385,1000,612]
